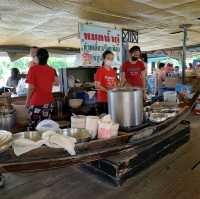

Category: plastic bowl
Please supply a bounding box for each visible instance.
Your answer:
[69,99,83,109]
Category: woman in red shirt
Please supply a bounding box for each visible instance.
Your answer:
[95,50,117,114]
[26,48,59,130]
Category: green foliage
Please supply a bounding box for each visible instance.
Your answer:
[48,57,68,68]
[193,54,200,60]
[10,57,29,71]
[0,55,78,84]
[0,59,11,79]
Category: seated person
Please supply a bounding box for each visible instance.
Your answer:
[6,68,20,88]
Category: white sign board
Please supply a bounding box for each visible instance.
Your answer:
[80,24,122,67]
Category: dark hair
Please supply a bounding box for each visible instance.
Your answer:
[11,68,20,78]
[129,46,141,54]
[102,50,113,65]
[158,63,165,69]
[36,48,49,65]
[31,46,38,49]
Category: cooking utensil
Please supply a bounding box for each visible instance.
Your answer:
[69,99,83,109]
[108,88,144,127]
[13,131,42,142]
[61,128,91,143]
[71,115,86,129]
[151,102,178,111]
[163,91,177,103]
[149,113,168,123]
[0,109,16,131]
[85,116,99,139]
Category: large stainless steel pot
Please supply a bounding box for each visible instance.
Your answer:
[108,88,143,127]
[0,109,16,130]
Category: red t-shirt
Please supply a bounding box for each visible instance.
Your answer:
[122,60,145,87]
[26,64,56,106]
[95,66,117,103]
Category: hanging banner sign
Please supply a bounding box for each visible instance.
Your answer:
[80,24,122,67]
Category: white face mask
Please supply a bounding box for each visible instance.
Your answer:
[33,56,39,64]
[104,60,113,67]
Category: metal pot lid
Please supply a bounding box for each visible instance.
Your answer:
[110,87,143,92]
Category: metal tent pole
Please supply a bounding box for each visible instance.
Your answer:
[182,26,187,84]
[180,24,191,84]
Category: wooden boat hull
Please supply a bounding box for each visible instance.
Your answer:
[0,107,191,173]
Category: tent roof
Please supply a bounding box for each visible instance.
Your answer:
[1,0,200,51]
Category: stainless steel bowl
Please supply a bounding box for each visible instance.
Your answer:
[61,128,91,143]
[14,131,42,142]
[149,112,167,123]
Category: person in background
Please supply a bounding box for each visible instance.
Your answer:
[165,63,174,75]
[113,67,120,83]
[6,68,20,88]
[121,46,146,97]
[26,48,59,130]
[174,66,180,76]
[28,46,58,77]
[95,50,117,114]
[188,63,193,70]
[196,64,200,69]
[28,46,38,68]
[156,63,166,96]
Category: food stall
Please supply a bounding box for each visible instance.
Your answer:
[0,79,196,187]
[0,100,194,186]
[0,23,196,187]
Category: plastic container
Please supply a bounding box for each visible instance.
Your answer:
[71,115,86,129]
[85,116,99,139]
[159,87,175,96]
[163,91,177,102]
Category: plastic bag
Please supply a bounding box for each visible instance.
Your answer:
[36,119,60,132]
[97,115,119,139]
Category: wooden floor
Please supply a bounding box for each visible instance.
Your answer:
[1,115,200,199]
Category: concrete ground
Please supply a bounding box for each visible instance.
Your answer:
[1,114,200,199]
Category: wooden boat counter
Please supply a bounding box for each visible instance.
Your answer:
[0,106,191,175]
